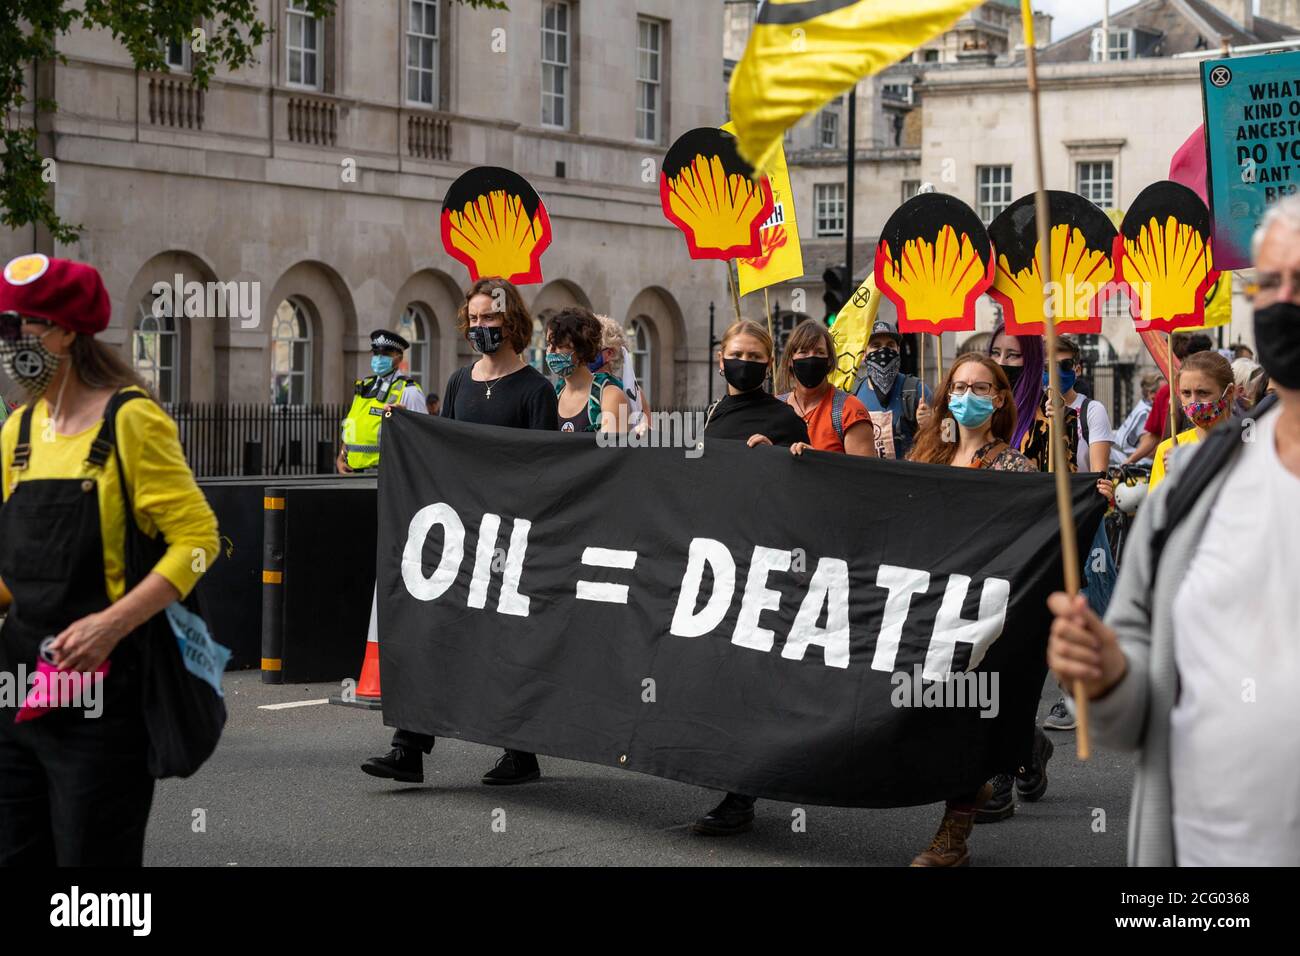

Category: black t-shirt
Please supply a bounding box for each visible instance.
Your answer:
[705,389,809,447]
[443,362,558,430]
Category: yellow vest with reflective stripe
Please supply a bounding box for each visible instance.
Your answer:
[342,376,414,470]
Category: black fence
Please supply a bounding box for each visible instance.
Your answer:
[166,403,347,478]
[1079,362,1138,428]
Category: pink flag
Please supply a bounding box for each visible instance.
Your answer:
[1169,125,1208,206]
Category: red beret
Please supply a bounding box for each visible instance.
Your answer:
[0,254,111,335]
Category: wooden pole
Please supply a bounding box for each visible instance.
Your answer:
[726,262,742,323]
[1022,0,1089,760]
[937,332,945,385]
[920,332,926,391]
[1168,334,1177,438]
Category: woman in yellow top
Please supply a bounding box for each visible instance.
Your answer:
[1148,351,1237,493]
[0,254,218,866]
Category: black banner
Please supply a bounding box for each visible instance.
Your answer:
[377,411,1105,808]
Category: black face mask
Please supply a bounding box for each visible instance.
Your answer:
[723,358,768,393]
[1254,302,1300,389]
[468,325,503,354]
[999,363,1023,389]
[791,356,832,389]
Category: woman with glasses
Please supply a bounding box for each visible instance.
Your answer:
[0,255,219,865]
[906,354,1044,867]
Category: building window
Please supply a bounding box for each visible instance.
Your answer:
[286,0,321,89]
[397,305,430,388]
[977,165,1013,223]
[541,1,570,129]
[626,317,652,402]
[1077,161,1114,208]
[923,49,940,63]
[272,298,313,405]
[902,180,922,203]
[1091,28,1131,61]
[882,82,912,105]
[135,296,179,404]
[818,99,840,149]
[815,183,846,237]
[636,18,662,143]
[406,0,439,106]
[163,36,191,72]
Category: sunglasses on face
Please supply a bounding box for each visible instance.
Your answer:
[0,311,55,342]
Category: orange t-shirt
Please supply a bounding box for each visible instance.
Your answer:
[794,391,871,453]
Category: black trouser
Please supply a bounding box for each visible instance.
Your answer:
[390,729,536,765]
[0,705,155,866]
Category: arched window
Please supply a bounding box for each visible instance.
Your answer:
[135,294,179,403]
[272,298,313,405]
[625,317,653,401]
[527,314,549,376]
[397,305,429,388]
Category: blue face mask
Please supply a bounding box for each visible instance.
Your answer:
[546,350,577,378]
[588,351,607,373]
[948,391,997,429]
[371,354,395,376]
[1042,361,1077,393]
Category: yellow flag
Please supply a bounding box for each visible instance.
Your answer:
[827,274,882,392]
[723,122,805,296]
[728,0,984,171]
[1181,272,1233,332]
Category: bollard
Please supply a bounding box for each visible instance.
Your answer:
[261,487,286,684]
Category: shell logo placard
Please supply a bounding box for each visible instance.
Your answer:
[1114,181,1219,332]
[660,127,774,261]
[874,193,993,333]
[722,121,804,294]
[988,191,1118,335]
[440,167,552,285]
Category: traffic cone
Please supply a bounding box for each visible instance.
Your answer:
[330,587,384,710]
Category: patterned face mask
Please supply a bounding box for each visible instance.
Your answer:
[865,347,901,393]
[1183,386,1231,428]
[0,328,61,396]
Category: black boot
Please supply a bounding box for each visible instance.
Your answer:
[691,793,757,836]
[974,773,1016,823]
[361,747,424,783]
[481,749,541,785]
[1015,727,1054,802]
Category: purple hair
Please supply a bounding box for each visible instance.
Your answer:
[987,320,1045,450]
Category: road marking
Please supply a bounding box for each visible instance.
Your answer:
[258,699,330,711]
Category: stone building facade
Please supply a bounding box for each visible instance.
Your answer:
[2,0,728,408]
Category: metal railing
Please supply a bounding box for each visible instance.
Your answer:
[166,403,347,478]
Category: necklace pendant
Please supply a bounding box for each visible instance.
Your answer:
[486,386,492,399]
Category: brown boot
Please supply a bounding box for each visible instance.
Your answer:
[910,783,993,867]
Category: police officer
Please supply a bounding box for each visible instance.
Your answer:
[336,329,428,474]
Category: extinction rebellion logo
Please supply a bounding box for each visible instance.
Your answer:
[1210,65,1232,89]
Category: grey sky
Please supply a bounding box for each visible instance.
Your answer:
[1036,1,1142,42]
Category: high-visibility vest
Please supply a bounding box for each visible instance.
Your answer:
[341,375,417,470]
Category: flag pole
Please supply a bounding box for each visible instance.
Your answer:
[725,262,743,323]
[1022,0,1089,760]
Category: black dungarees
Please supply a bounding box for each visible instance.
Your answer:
[0,399,154,866]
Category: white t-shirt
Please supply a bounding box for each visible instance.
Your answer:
[1169,409,1300,865]
[378,372,428,413]
[1069,392,1114,472]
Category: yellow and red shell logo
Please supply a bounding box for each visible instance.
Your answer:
[1114,181,1218,332]
[660,127,774,260]
[874,194,993,333]
[988,191,1117,336]
[440,167,552,285]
